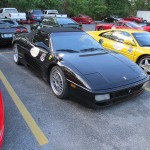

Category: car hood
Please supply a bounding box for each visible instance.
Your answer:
[61,52,146,90]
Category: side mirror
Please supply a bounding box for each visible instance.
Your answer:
[34,42,49,52]
[99,39,103,45]
[124,39,135,46]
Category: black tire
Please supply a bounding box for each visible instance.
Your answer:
[31,27,35,31]
[143,20,147,23]
[13,43,21,65]
[137,55,150,75]
[98,27,104,30]
[50,66,68,99]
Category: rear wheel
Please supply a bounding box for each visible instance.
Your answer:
[13,43,21,65]
[50,66,68,99]
[98,27,104,30]
[137,55,150,75]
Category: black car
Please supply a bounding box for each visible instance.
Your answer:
[12,27,148,107]
[26,10,44,23]
[0,19,28,45]
[100,15,122,23]
[31,17,82,31]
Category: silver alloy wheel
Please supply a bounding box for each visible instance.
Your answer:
[13,44,19,63]
[139,57,150,75]
[50,69,64,96]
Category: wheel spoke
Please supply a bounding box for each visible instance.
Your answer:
[145,59,150,65]
[139,57,150,75]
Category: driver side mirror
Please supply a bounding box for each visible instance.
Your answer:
[124,39,135,46]
[34,42,50,52]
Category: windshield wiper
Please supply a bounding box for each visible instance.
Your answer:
[56,49,79,53]
[80,48,105,52]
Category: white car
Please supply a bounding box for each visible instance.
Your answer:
[0,8,26,21]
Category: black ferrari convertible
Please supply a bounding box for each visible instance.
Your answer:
[12,27,148,107]
[0,19,28,45]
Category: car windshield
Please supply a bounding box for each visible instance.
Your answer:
[133,32,150,46]
[5,8,18,13]
[127,22,141,28]
[0,20,18,26]
[56,18,77,25]
[33,10,43,15]
[51,32,104,53]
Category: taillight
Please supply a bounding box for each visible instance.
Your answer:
[16,28,21,33]
[21,28,27,33]
[9,14,11,17]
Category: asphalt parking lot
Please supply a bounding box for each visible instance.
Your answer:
[1,31,150,150]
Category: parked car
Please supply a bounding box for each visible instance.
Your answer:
[100,15,122,23]
[43,10,67,18]
[137,11,149,22]
[31,17,82,31]
[0,19,28,45]
[12,27,148,107]
[123,16,144,23]
[26,10,44,23]
[96,20,150,32]
[138,22,150,32]
[72,15,93,24]
[0,90,4,149]
[87,29,150,75]
[0,8,26,21]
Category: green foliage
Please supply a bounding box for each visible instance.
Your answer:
[0,0,150,19]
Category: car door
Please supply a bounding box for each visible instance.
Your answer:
[25,30,50,73]
[98,31,114,49]
[108,31,136,61]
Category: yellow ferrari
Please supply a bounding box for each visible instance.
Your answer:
[87,29,150,75]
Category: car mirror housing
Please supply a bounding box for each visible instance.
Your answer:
[124,39,135,46]
[35,42,50,52]
[99,39,103,45]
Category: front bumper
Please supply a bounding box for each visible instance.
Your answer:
[67,77,148,107]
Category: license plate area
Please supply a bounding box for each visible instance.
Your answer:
[1,34,13,38]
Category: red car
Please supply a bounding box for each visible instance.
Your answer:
[0,90,4,149]
[96,20,150,32]
[123,16,144,23]
[71,15,93,24]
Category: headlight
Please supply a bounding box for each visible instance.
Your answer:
[95,94,110,102]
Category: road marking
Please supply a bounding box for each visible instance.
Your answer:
[143,81,150,92]
[0,70,49,146]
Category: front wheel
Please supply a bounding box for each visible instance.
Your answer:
[137,55,150,75]
[13,43,21,65]
[50,66,68,99]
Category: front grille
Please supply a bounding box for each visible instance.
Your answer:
[112,84,143,98]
